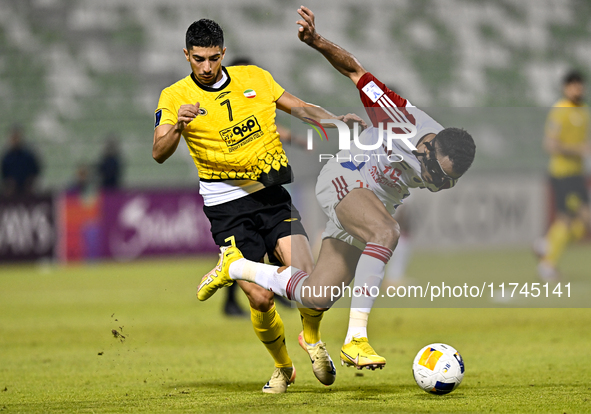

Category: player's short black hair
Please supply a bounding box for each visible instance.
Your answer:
[186,19,224,50]
[434,128,476,176]
[563,70,584,85]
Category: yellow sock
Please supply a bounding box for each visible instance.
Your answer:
[250,305,292,368]
[298,307,324,344]
[570,219,586,242]
[544,220,570,266]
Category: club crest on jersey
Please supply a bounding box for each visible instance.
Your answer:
[243,89,256,98]
[198,108,208,116]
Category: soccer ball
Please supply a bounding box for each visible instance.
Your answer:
[412,343,465,395]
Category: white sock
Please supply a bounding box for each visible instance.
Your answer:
[229,259,304,300]
[385,234,411,282]
[345,310,369,344]
[287,269,309,304]
[345,242,393,344]
[229,258,276,283]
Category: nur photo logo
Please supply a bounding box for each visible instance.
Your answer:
[303,117,329,150]
[304,119,419,162]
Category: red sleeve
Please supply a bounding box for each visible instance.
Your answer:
[356,72,411,127]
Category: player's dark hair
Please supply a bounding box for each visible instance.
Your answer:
[186,19,224,50]
[434,128,476,176]
[563,70,584,85]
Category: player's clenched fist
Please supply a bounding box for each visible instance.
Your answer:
[297,6,318,45]
[176,102,200,131]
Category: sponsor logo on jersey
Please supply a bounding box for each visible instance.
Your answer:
[219,115,263,152]
[198,108,208,116]
[154,109,162,128]
[362,81,384,103]
[215,91,231,100]
[243,89,256,98]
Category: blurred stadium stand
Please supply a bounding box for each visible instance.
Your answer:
[1,0,590,258]
[1,0,590,190]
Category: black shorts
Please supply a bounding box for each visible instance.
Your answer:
[550,175,589,215]
[203,186,308,263]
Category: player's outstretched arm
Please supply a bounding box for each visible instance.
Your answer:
[152,103,200,163]
[276,91,366,129]
[297,6,366,86]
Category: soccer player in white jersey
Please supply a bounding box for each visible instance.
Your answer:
[197,6,476,371]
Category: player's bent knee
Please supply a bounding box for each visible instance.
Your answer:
[383,223,401,247]
[300,295,335,310]
[239,282,275,312]
[367,220,400,249]
[247,289,275,312]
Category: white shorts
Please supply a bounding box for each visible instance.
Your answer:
[315,157,368,250]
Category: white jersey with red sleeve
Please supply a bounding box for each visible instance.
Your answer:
[342,72,447,212]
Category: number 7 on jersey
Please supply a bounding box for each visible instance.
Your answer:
[220,99,233,122]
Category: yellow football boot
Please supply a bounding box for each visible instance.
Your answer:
[197,246,242,301]
[340,337,386,370]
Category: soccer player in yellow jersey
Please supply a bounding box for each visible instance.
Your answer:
[153,19,363,393]
[197,6,476,373]
[537,71,591,280]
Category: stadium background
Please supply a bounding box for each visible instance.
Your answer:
[1,1,591,412]
[5,0,590,259]
[0,0,589,256]
[2,0,591,186]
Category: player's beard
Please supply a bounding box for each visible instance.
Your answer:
[198,73,216,85]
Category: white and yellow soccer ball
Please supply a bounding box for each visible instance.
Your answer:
[412,343,465,395]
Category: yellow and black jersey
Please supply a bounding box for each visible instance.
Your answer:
[546,98,590,178]
[155,65,291,185]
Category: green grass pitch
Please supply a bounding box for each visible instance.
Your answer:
[1,246,590,413]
